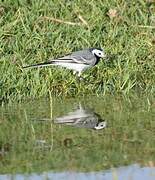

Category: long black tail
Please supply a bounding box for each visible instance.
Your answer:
[23,61,55,69]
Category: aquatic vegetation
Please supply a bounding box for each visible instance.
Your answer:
[0,96,155,173]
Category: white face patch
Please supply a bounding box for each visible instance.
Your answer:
[94,121,107,130]
[92,49,106,58]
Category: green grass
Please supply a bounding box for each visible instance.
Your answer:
[0,0,155,103]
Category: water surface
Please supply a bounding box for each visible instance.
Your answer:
[0,95,155,178]
[1,164,155,180]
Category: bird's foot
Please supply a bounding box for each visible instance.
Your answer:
[79,77,84,81]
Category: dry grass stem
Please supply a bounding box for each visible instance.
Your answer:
[137,25,155,29]
[76,13,89,27]
[43,16,82,26]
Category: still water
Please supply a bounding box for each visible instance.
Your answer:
[0,95,155,179]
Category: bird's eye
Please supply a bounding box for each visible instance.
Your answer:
[99,53,101,55]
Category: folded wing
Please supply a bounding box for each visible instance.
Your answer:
[23,54,89,69]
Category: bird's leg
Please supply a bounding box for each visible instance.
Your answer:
[78,72,81,77]
[78,72,85,81]
[73,71,77,75]
[73,71,83,81]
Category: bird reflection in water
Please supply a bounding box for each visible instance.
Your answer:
[54,104,106,130]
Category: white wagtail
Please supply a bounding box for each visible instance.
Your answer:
[23,48,106,77]
[54,104,106,130]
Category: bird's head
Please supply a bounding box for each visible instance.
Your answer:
[91,48,106,59]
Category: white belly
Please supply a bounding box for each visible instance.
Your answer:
[54,62,89,73]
